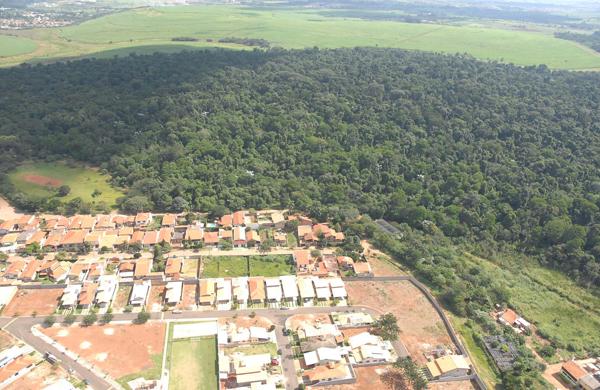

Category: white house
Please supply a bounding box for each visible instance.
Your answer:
[313,278,332,301]
[265,278,282,303]
[298,277,315,305]
[60,284,82,308]
[329,278,347,300]
[280,275,299,303]
[95,275,118,308]
[304,347,346,367]
[165,281,183,305]
[348,332,395,364]
[216,279,232,310]
[232,277,249,306]
[130,281,150,306]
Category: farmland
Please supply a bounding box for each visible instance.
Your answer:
[0,35,37,57]
[1,5,599,69]
[7,162,124,207]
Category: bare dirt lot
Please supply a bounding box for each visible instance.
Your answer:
[361,240,405,277]
[0,197,21,220]
[322,365,391,390]
[0,354,38,384]
[346,280,453,363]
[219,315,274,329]
[286,313,332,331]
[3,288,62,316]
[428,380,476,390]
[0,330,16,350]
[176,283,197,310]
[42,323,165,379]
[21,174,62,187]
[112,285,132,312]
[6,361,72,390]
[146,285,165,312]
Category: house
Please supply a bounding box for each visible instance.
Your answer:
[83,230,104,250]
[25,231,46,248]
[297,225,312,244]
[270,212,285,229]
[98,234,120,251]
[561,360,588,386]
[130,281,151,306]
[199,279,216,306]
[233,211,246,226]
[233,226,247,247]
[204,231,219,248]
[19,259,38,282]
[16,230,34,245]
[135,213,152,227]
[80,215,96,230]
[216,279,232,309]
[142,231,160,249]
[232,277,249,306]
[580,374,600,390]
[352,261,373,277]
[0,233,19,252]
[4,258,26,279]
[48,261,71,282]
[229,353,272,386]
[165,258,182,278]
[86,262,104,281]
[298,277,316,304]
[61,284,82,308]
[497,308,531,332]
[329,278,347,300]
[304,347,345,367]
[119,261,135,280]
[280,275,299,303]
[171,230,185,247]
[293,250,311,273]
[313,278,332,301]
[219,214,233,228]
[246,230,261,247]
[297,323,342,340]
[95,275,118,308]
[249,326,271,342]
[248,277,266,304]
[95,215,115,230]
[78,282,98,309]
[158,227,172,244]
[184,227,203,246]
[348,332,396,365]
[134,259,152,279]
[426,355,471,379]
[59,230,88,251]
[165,281,183,305]
[332,312,374,328]
[265,278,282,303]
[273,232,287,246]
[119,226,134,237]
[162,214,177,227]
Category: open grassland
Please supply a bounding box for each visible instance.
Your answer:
[1,5,600,69]
[0,34,38,57]
[168,335,217,390]
[202,254,294,277]
[463,253,600,353]
[249,255,294,277]
[8,162,124,207]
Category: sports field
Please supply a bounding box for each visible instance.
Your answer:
[2,5,600,69]
[8,162,124,207]
[168,333,217,390]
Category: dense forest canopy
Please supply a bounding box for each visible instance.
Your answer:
[0,47,599,288]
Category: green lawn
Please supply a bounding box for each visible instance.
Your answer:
[0,34,37,57]
[463,253,600,354]
[7,162,124,207]
[3,5,600,69]
[169,336,217,390]
[201,256,249,277]
[249,255,294,277]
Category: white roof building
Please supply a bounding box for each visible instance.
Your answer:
[232,277,249,302]
[348,332,380,349]
[95,275,118,306]
[297,277,315,300]
[61,284,82,307]
[265,278,282,302]
[130,281,150,305]
[298,323,341,339]
[216,279,232,303]
[250,326,270,341]
[43,378,77,390]
[330,278,347,299]
[165,281,183,304]
[0,286,17,307]
[313,277,332,299]
[280,275,298,299]
[304,347,345,366]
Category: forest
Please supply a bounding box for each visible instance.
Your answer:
[555,31,600,52]
[0,47,599,290]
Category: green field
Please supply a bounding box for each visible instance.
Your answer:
[7,162,125,207]
[168,335,217,390]
[2,5,600,69]
[0,34,37,57]
[463,253,600,353]
[202,255,294,277]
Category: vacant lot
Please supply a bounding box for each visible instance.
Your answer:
[346,280,453,363]
[169,336,217,390]
[8,162,124,206]
[3,288,62,316]
[43,323,165,382]
[176,283,197,310]
[0,354,38,384]
[112,285,132,312]
[249,255,294,277]
[0,330,16,350]
[6,361,73,390]
[180,258,199,277]
[146,285,165,312]
[202,256,248,277]
[4,5,600,69]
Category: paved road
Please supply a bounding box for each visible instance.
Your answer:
[1,305,390,390]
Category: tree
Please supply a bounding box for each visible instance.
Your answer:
[82,312,97,326]
[136,311,150,324]
[63,313,76,325]
[372,313,400,341]
[101,312,114,324]
[43,315,56,328]
[57,185,71,197]
[394,357,428,390]
[259,238,275,253]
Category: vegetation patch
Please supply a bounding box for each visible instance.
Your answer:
[249,255,294,277]
[202,256,249,278]
[0,34,37,57]
[168,336,217,390]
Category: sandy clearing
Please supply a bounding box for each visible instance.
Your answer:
[21,174,62,187]
[0,197,21,220]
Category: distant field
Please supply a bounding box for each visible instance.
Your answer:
[0,34,37,57]
[2,5,600,69]
[7,162,124,207]
[202,255,294,278]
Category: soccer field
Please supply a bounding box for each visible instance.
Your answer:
[168,336,218,390]
[2,5,600,69]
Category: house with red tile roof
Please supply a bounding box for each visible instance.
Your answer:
[219,214,233,228]
[78,282,98,309]
[233,211,246,226]
[204,231,219,248]
[19,259,38,282]
[294,250,312,273]
[134,259,152,279]
[135,213,152,227]
[59,230,88,251]
[561,360,587,385]
[158,227,172,244]
[233,226,247,247]
[4,259,26,279]
[162,214,177,227]
[352,262,373,277]
[246,230,261,247]
[142,231,160,248]
[130,230,144,245]
[165,258,182,278]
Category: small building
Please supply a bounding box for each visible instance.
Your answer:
[580,374,600,390]
[78,282,98,309]
[352,261,373,277]
[426,355,471,379]
[348,332,396,365]
[293,250,311,274]
[204,231,219,248]
[95,275,118,308]
[119,261,136,280]
[332,312,374,328]
[134,258,152,279]
[304,347,345,367]
[233,226,247,247]
[265,278,282,303]
[130,281,151,306]
[313,278,332,301]
[233,211,246,226]
[497,308,531,333]
[329,278,347,300]
[199,279,216,306]
[165,258,182,278]
[280,275,299,303]
[297,277,316,304]
[165,281,183,306]
[162,214,177,227]
[248,277,266,304]
[134,213,152,227]
[61,284,82,308]
[561,360,588,386]
[216,279,232,309]
[232,277,249,305]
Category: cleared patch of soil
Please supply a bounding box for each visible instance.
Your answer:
[5,360,70,390]
[3,288,62,316]
[21,174,62,187]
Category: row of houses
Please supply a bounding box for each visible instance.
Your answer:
[0,210,346,254]
[199,276,348,310]
[293,251,373,277]
[561,359,600,390]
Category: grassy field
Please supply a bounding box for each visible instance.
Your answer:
[7,162,124,207]
[169,335,217,390]
[2,5,600,69]
[463,253,600,353]
[249,255,294,277]
[0,35,38,57]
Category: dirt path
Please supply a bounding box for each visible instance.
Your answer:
[0,197,21,220]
